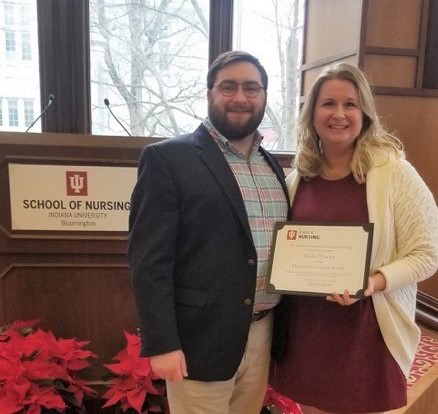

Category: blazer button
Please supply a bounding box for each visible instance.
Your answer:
[244,298,252,306]
[248,258,255,266]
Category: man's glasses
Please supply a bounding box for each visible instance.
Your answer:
[214,81,265,98]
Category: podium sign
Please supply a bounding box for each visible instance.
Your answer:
[9,163,137,231]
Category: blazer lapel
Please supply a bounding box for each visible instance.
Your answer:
[193,125,253,244]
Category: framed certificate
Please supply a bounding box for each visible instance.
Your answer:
[267,222,374,298]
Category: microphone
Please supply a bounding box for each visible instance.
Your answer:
[25,94,55,132]
[104,98,132,136]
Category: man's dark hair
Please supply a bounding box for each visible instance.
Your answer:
[207,51,268,90]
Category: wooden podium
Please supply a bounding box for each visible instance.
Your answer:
[0,131,161,379]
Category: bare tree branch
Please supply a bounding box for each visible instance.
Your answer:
[190,0,209,33]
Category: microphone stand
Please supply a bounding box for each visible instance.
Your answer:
[104,98,132,136]
[25,95,55,133]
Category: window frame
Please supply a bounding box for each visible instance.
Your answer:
[23,99,34,127]
[5,31,16,60]
[20,4,31,26]
[7,99,19,127]
[4,4,15,26]
[21,31,32,60]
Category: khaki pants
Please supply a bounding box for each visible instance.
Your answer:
[166,312,273,414]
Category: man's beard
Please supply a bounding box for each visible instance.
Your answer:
[208,102,266,141]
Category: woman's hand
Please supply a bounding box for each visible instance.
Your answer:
[327,289,358,306]
[364,272,386,296]
[326,272,387,306]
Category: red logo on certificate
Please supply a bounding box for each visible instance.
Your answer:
[287,230,297,240]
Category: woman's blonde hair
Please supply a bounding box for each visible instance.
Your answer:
[295,62,404,183]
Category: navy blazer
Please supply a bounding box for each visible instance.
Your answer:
[128,123,289,381]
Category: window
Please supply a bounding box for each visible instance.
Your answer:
[89,0,303,149]
[233,0,304,150]
[23,99,34,127]
[20,5,31,26]
[6,31,16,60]
[89,0,209,137]
[8,99,18,126]
[22,32,31,60]
[25,0,304,141]
[0,100,3,126]
[4,4,14,25]
[0,0,40,133]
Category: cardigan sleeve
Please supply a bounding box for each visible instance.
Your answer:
[378,159,438,292]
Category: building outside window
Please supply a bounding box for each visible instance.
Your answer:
[8,99,18,126]
[22,32,31,60]
[4,4,15,25]
[0,0,40,132]
[23,99,34,127]
[20,5,31,26]
[6,31,16,60]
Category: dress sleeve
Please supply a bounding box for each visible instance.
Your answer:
[378,159,438,291]
[128,145,182,356]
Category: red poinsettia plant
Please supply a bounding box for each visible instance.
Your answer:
[0,320,96,414]
[263,385,302,414]
[102,332,167,414]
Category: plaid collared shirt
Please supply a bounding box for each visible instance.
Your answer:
[203,118,288,311]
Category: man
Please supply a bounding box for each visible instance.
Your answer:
[128,51,289,414]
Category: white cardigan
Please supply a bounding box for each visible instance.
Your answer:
[286,152,438,377]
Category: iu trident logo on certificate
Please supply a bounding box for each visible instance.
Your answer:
[287,229,297,240]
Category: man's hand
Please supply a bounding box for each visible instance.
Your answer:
[326,272,387,306]
[150,350,188,382]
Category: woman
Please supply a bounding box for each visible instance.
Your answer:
[270,63,438,414]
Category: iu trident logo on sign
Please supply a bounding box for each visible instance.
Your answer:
[66,171,88,196]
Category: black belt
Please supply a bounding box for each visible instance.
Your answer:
[251,309,271,322]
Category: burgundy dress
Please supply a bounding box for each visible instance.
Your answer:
[270,174,406,413]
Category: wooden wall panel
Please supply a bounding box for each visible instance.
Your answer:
[374,96,438,199]
[0,263,137,378]
[375,95,438,297]
[365,55,417,87]
[304,0,362,64]
[366,0,423,48]
[424,0,438,89]
[302,56,358,97]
